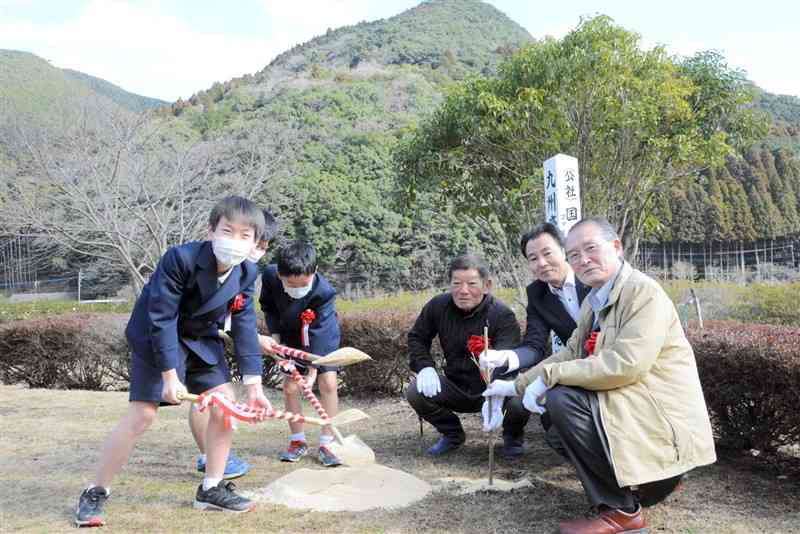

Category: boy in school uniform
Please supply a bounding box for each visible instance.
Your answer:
[75,196,271,527]
[188,209,279,480]
[258,241,343,467]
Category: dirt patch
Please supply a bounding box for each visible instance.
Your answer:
[253,464,430,511]
[433,476,533,496]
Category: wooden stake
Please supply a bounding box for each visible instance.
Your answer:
[484,324,495,486]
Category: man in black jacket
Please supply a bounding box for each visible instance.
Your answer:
[406,254,521,456]
[480,223,590,456]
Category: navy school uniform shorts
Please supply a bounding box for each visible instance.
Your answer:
[129,348,231,405]
[279,357,338,377]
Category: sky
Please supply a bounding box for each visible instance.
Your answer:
[1,0,798,102]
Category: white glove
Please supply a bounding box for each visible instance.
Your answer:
[480,349,520,372]
[522,376,548,415]
[416,367,441,398]
[481,395,504,432]
[482,379,518,398]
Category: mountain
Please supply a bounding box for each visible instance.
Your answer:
[3,0,798,293]
[755,89,800,153]
[0,49,166,123]
[162,0,534,289]
[62,69,167,113]
[165,0,800,284]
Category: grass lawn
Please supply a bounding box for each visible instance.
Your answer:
[1,385,798,533]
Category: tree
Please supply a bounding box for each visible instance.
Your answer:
[396,16,768,259]
[0,102,290,294]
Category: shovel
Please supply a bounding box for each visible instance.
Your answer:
[270,353,376,466]
[257,334,373,367]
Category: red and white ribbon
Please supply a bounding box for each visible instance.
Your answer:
[300,309,316,348]
[277,359,331,423]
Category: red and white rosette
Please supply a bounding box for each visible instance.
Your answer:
[300,309,316,348]
[584,331,599,357]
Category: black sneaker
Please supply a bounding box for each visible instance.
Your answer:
[75,486,109,527]
[194,481,255,513]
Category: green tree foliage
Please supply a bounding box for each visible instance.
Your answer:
[396,16,769,255]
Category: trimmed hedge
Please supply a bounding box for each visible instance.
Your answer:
[338,310,425,397]
[688,320,800,453]
[0,314,283,390]
[0,314,130,390]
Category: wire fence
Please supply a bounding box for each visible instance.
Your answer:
[0,271,128,303]
[636,236,800,282]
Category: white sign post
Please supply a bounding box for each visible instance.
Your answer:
[543,154,581,353]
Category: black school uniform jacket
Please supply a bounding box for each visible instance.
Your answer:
[125,241,262,376]
[258,265,340,355]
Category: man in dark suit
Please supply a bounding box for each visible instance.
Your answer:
[75,196,270,527]
[481,223,589,456]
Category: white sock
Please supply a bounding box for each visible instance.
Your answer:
[290,432,306,443]
[202,478,222,491]
[198,454,207,463]
[319,434,334,447]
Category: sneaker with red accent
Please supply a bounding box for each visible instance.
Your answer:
[75,486,108,527]
[279,440,308,462]
[318,445,343,467]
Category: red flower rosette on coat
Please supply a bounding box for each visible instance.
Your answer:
[229,293,246,313]
[300,309,316,348]
[584,331,599,357]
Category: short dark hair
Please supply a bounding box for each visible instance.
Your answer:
[447,253,490,281]
[208,196,265,241]
[276,240,317,276]
[519,222,565,257]
[260,209,279,245]
[569,217,620,242]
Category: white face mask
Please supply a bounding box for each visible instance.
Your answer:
[211,236,252,268]
[247,247,266,263]
[283,280,313,300]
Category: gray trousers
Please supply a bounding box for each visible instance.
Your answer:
[546,385,638,511]
[546,385,683,510]
[406,373,531,441]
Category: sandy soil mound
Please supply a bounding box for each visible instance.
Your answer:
[253,464,431,512]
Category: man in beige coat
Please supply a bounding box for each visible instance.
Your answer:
[484,217,715,534]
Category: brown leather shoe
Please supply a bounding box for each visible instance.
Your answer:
[559,505,648,534]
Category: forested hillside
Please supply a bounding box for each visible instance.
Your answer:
[162,0,533,290]
[651,147,800,243]
[1,0,799,297]
[0,49,165,120]
[62,69,166,113]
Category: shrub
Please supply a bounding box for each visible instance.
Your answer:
[0,314,283,391]
[338,310,428,397]
[728,282,800,325]
[0,314,130,390]
[688,320,800,453]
